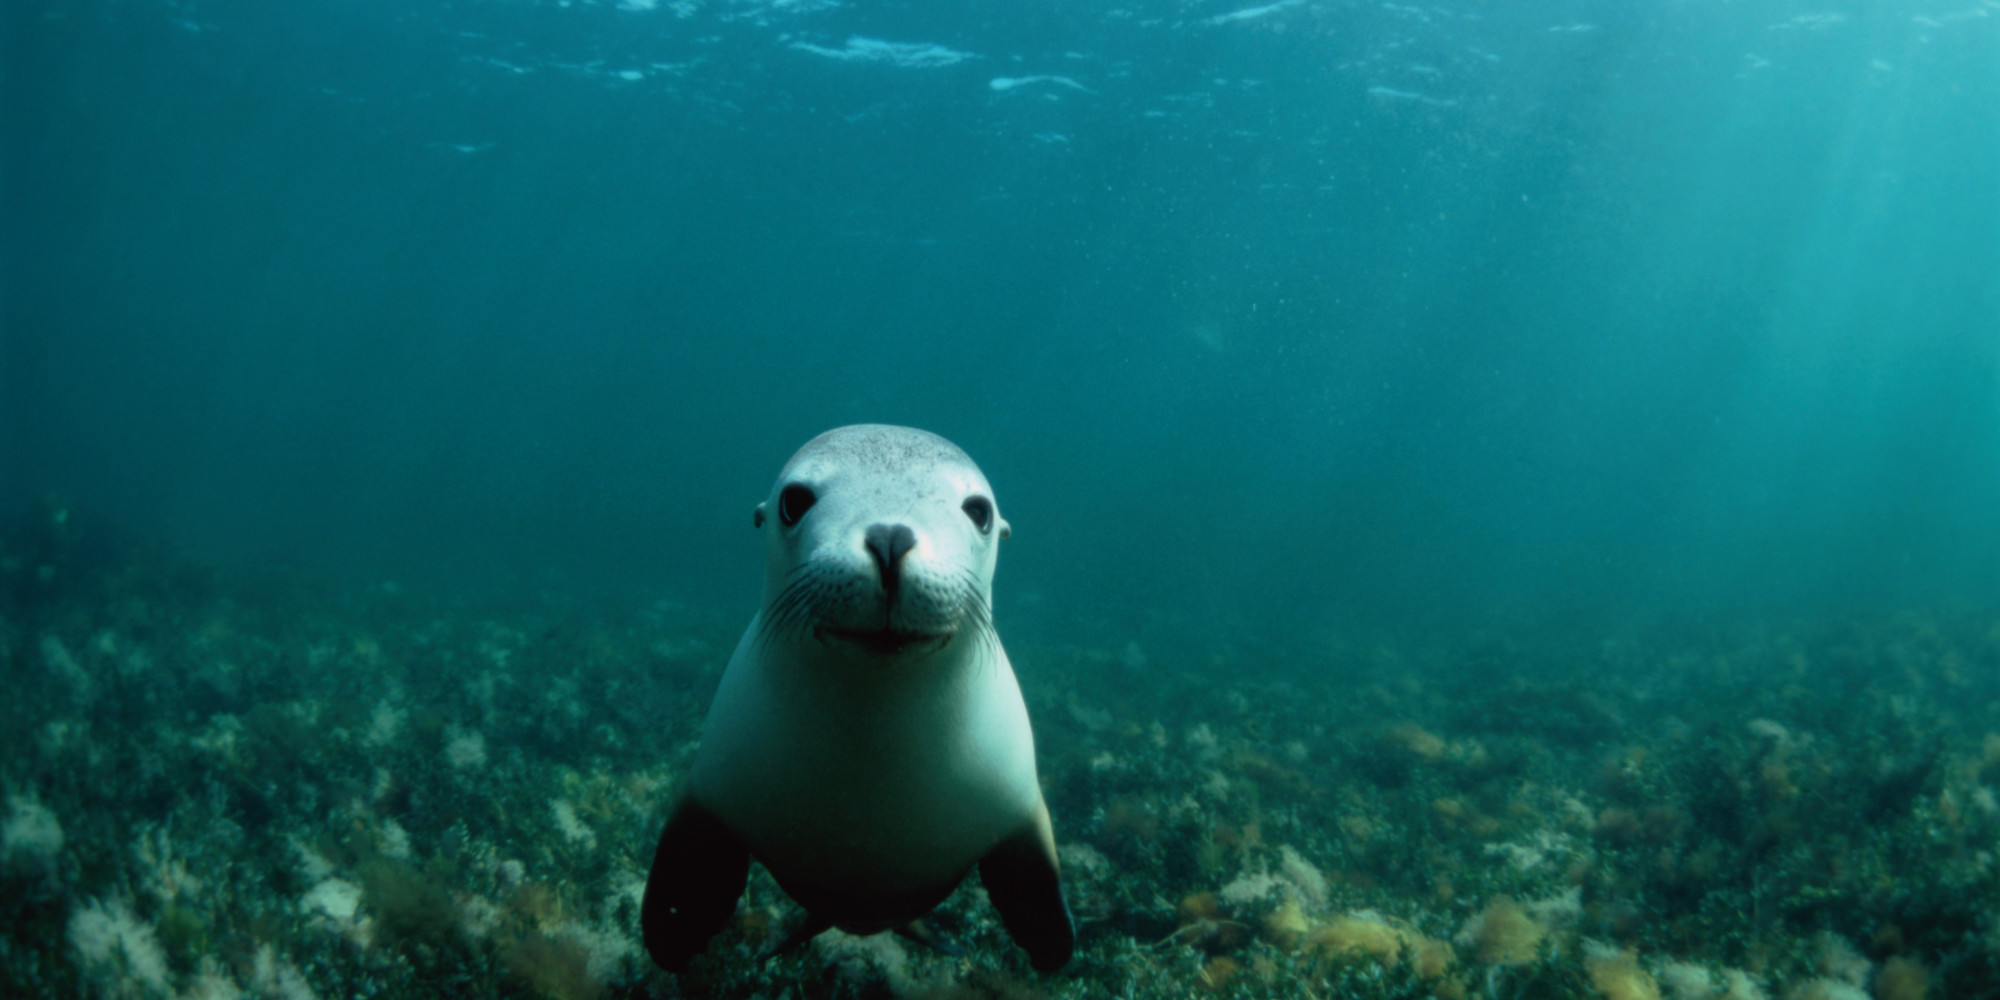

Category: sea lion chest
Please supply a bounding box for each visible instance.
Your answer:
[690,618,1042,902]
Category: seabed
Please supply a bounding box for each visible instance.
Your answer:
[4,507,1997,1000]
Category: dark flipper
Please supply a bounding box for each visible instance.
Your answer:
[641,795,751,973]
[978,802,1075,972]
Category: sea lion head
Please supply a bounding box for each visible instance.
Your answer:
[752,425,1010,658]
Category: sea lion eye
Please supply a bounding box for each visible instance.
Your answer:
[961,496,995,534]
[778,484,816,527]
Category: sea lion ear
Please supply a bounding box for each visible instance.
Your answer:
[997,516,1011,541]
[753,504,767,528]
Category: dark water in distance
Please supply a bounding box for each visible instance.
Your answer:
[7,0,1998,640]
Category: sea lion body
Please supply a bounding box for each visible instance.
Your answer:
[642,425,1072,972]
[693,611,1042,916]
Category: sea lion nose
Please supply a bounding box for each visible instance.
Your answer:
[864,523,917,595]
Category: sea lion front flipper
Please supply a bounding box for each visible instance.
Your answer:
[641,795,750,973]
[977,802,1074,972]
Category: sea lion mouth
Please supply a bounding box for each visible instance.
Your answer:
[815,626,954,656]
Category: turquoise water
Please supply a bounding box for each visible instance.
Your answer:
[5,1,1999,997]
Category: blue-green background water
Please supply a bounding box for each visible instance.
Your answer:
[7,0,1998,638]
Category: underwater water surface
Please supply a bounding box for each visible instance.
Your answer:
[5,0,1999,997]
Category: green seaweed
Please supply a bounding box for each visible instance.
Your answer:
[6,506,2000,999]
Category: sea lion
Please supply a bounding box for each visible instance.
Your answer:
[641,425,1073,974]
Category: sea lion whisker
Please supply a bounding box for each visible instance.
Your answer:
[957,571,994,631]
[950,570,1001,673]
[759,571,821,645]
